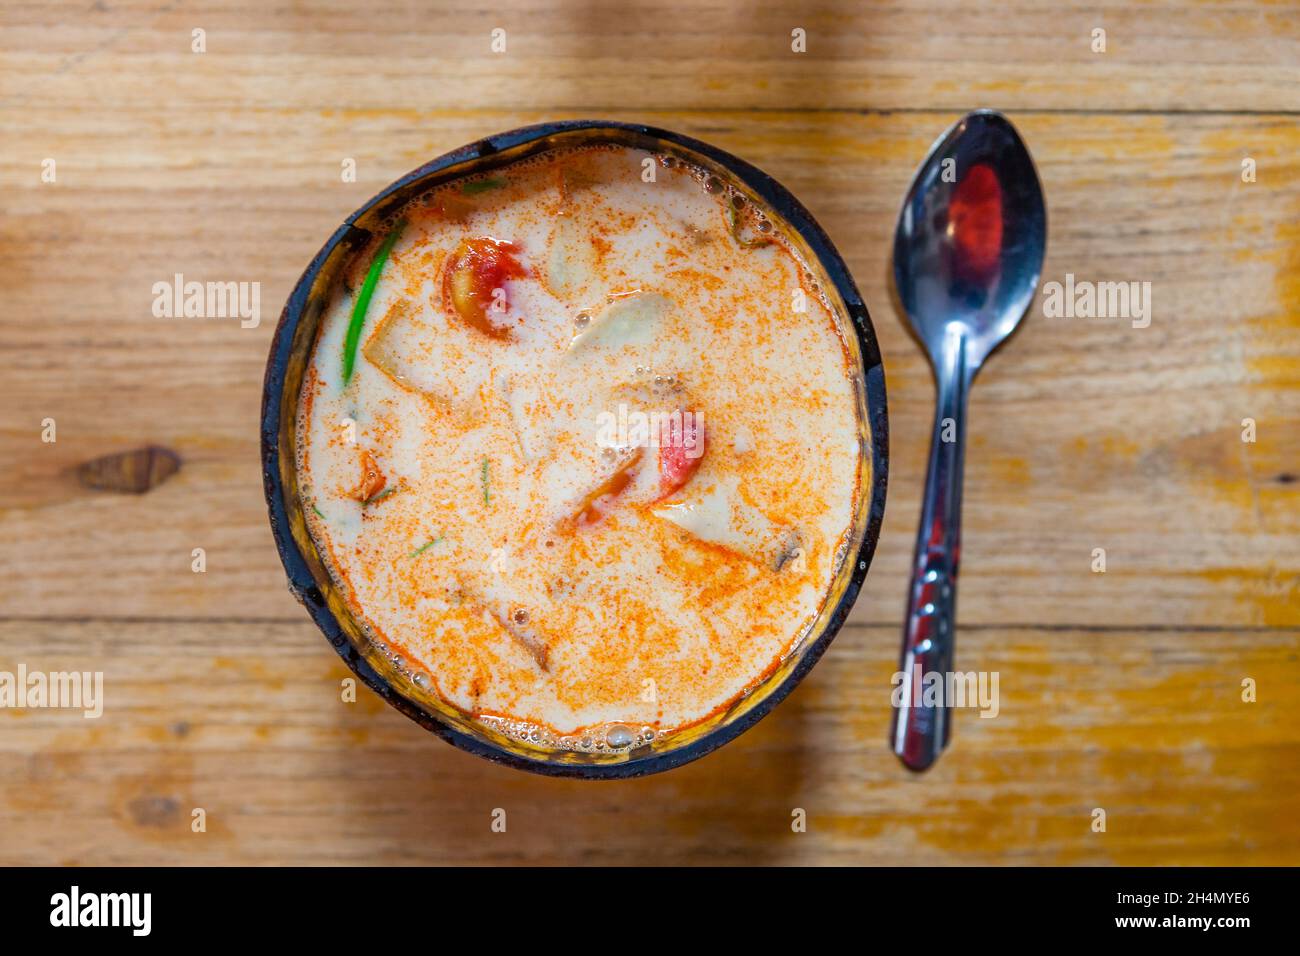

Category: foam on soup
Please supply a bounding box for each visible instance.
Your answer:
[297,144,865,752]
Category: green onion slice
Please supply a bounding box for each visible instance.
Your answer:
[342,219,406,385]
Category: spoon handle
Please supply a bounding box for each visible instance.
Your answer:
[891,332,971,771]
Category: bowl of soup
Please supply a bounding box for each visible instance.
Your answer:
[262,120,888,777]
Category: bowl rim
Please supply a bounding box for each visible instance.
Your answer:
[261,119,889,779]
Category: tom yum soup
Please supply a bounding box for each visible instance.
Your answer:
[297,144,865,753]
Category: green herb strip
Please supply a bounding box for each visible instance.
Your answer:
[410,536,443,558]
[362,484,399,506]
[461,177,507,195]
[480,457,491,506]
[342,219,406,385]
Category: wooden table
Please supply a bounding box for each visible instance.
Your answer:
[1,1,1297,865]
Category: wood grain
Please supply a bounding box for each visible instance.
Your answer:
[0,0,1297,865]
[1,620,1295,865]
[2,1,1297,112]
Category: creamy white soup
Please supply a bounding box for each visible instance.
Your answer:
[297,143,864,752]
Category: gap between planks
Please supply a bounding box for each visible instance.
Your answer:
[1,615,1296,634]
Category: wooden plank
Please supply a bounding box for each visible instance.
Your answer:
[1,1,1297,113]
[1,620,1295,864]
[1,110,1296,627]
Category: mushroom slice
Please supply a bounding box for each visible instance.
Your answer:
[567,291,672,353]
[651,475,787,566]
[546,212,598,300]
[465,572,551,676]
[363,296,490,411]
[483,604,550,673]
[459,572,552,673]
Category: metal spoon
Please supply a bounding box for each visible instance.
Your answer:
[889,110,1047,771]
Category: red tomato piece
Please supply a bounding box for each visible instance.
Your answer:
[444,237,527,339]
[657,412,705,498]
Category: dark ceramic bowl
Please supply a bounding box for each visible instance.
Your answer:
[262,120,888,778]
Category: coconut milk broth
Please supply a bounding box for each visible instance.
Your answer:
[297,144,864,752]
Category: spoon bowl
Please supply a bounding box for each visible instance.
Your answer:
[894,110,1046,372]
